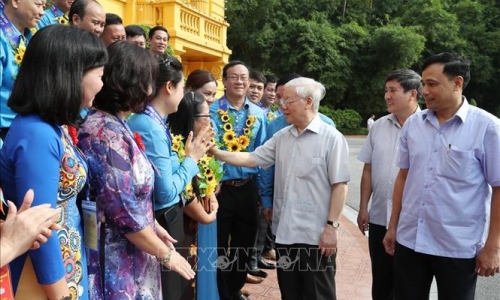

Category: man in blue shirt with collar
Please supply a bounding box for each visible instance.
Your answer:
[383,52,500,299]
[37,0,72,29]
[0,0,42,140]
[210,60,267,300]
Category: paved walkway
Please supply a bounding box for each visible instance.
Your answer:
[242,214,372,300]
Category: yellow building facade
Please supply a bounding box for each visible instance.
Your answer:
[100,0,232,90]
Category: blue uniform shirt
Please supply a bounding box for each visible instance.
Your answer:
[210,96,267,182]
[37,5,67,29]
[0,17,34,128]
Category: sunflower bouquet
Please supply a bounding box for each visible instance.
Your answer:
[56,15,69,25]
[171,134,224,201]
[217,109,255,152]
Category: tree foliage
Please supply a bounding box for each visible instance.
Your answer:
[225,0,500,117]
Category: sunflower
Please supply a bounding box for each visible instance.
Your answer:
[238,136,250,149]
[14,45,25,65]
[221,114,230,122]
[223,131,236,144]
[29,28,37,35]
[246,117,256,127]
[199,155,210,166]
[217,109,225,115]
[267,111,277,122]
[172,142,180,152]
[57,16,69,24]
[223,122,233,132]
[177,148,186,158]
[227,141,241,152]
[204,168,213,176]
[243,128,251,135]
[172,134,184,144]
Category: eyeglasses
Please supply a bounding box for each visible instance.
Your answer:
[279,97,303,107]
[195,114,211,118]
[226,75,249,82]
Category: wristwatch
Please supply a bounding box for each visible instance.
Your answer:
[327,220,340,228]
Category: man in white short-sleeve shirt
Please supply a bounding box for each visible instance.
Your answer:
[211,77,350,300]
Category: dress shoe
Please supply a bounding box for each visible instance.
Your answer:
[262,249,276,261]
[248,267,268,278]
[245,273,264,284]
[257,258,276,269]
[240,288,250,297]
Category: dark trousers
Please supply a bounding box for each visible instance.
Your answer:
[394,242,477,300]
[275,243,336,300]
[248,209,275,269]
[216,179,259,300]
[156,202,188,300]
[368,223,393,300]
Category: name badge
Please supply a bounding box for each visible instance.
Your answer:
[82,200,98,251]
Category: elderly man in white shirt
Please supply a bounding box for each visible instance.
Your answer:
[211,77,350,300]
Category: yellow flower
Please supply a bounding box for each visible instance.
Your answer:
[217,109,225,115]
[227,141,241,152]
[223,122,233,132]
[243,128,251,135]
[238,136,250,149]
[246,116,256,127]
[267,111,276,122]
[30,28,37,35]
[223,131,236,144]
[221,114,230,122]
[177,148,186,158]
[204,168,213,176]
[57,16,69,24]
[14,45,25,66]
[172,142,180,152]
[172,134,183,144]
[199,155,210,166]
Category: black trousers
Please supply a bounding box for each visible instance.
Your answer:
[248,209,275,269]
[216,179,259,300]
[394,242,477,300]
[155,202,188,300]
[368,223,394,300]
[275,243,336,300]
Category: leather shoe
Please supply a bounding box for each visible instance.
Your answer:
[240,288,250,297]
[245,273,264,284]
[248,267,268,278]
[257,258,276,270]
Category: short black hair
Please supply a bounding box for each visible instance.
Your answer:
[385,69,422,98]
[264,74,278,88]
[125,25,146,39]
[8,25,107,126]
[168,91,206,139]
[93,41,158,114]
[276,73,301,89]
[222,60,249,79]
[152,55,183,98]
[69,0,91,24]
[104,13,122,27]
[422,52,471,90]
[249,69,266,85]
[148,25,169,40]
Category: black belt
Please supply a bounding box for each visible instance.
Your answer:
[222,175,253,187]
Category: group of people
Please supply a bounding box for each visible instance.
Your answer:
[358,53,500,300]
[1,1,499,300]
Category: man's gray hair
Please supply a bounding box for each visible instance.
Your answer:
[284,77,325,111]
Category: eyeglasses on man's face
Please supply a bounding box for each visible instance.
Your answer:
[279,97,303,107]
[226,75,249,82]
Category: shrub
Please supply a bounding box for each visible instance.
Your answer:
[319,106,365,135]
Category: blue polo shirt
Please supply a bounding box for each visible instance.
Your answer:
[0,19,33,128]
[210,96,267,182]
[37,5,67,29]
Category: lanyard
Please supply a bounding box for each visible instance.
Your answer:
[143,104,172,143]
[0,12,24,49]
